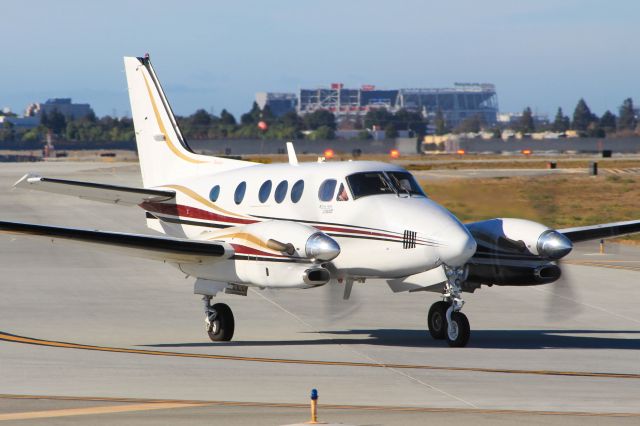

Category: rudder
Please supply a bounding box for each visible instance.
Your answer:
[124,55,251,188]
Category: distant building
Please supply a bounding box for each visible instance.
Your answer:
[0,115,39,130]
[25,98,94,120]
[497,112,549,128]
[255,93,297,117]
[257,83,498,128]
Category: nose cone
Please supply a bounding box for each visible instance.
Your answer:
[537,230,573,260]
[437,226,477,267]
[305,232,341,261]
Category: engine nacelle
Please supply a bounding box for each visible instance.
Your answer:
[181,260,331,289]
[467,218,572,260]
[209,220,340,261]
[467,262,561,286]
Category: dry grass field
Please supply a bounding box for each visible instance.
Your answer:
[422,174,640,243]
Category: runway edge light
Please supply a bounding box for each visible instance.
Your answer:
[307,388,320,424]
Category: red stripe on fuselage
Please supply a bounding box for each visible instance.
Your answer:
[141,202,415,242]
[230,243,286,258]
[316,225,403,240]
[141,202,257,225]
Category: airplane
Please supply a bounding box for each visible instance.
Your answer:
[4,54,640,347]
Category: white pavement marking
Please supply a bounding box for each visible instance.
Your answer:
[251,289,479,409]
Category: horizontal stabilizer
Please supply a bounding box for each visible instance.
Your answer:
[559,220,640,243]
[14,173,175,206]
[0,220,233,264]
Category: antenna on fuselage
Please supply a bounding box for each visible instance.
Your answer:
[286,142,299,166]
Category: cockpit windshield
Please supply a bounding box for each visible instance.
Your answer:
[386,171,425,197]
[346,171,425,199]
[346,172,395,199]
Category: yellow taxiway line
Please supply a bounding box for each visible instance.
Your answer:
[0,401,208,421]
[0,394,638,419]
[0,331,638,380]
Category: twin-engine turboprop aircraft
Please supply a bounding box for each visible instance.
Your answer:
[4,55,640,347]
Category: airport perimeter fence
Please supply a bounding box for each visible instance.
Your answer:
[443,136,640,154]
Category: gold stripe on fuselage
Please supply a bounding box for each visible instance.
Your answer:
[161,184,249,219]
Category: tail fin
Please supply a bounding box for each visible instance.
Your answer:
[124,56,251,188]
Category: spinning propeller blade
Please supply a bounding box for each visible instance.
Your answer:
[320,279,361,324]
[545,260,582,321]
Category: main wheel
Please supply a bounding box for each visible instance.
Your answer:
[427,301,449,340]
[446,311,470,347]
[207,303,235,342]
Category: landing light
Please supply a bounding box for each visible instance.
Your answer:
[324,149,335,159]
[522,149,532,155]
[390,149,400,159]
[456,149,465,155]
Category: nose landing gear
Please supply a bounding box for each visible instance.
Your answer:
[427,266,470,347]
[203,296,235,342]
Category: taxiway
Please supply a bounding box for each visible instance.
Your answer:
[0,162,638,425]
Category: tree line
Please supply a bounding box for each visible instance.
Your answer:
[453,98,638,137]
[0,97,637,147]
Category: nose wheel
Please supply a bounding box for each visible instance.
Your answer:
[426,265,471,347]
[427,301,470,347]
[445,310,470,347]
[427,301,449,339]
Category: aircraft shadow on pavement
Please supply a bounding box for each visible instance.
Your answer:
[143,329,640,350]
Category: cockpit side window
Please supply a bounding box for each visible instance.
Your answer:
[336,183,349,201]
[318,179,337,202]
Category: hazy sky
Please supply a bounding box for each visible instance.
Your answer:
[1,0,638,118]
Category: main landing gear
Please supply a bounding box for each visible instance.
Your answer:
[203,296,235,342]
[427,266,470,347]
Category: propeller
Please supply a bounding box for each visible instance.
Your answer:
[545,259,582,321]
[319,278,361,325]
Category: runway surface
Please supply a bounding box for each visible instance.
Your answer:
[0,161,639,425]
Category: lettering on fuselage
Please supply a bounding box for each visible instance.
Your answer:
[319,204,333,214]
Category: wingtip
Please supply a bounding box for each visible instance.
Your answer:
[13,173,41,189]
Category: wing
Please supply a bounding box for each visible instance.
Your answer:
[0,220,233,264]
[14,173,175,206]
[558,219,640,243]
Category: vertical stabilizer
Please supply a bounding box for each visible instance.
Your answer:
[124,55,251,188]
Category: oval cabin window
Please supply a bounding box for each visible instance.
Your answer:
[274,180,288,204]
[209,185,220,202]
[234,181,247,205]
[291,179,304,203]
[318,179,337,202]
[258,180,272,203]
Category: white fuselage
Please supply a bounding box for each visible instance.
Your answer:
[142,160,476,287]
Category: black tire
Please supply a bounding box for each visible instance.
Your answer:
[446,311,470,348]
[428,301,449,340]
[207,303,235,342]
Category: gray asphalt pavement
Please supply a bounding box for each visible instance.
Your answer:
[0,161,638,425]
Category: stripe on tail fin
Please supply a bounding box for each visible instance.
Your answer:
[124,55,253,188]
